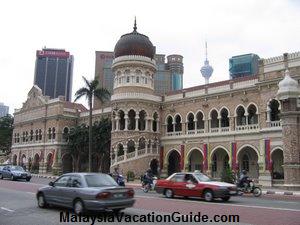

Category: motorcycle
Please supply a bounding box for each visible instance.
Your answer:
[236,177,262,197]
[141,176,157,193]
[116,174,125,186]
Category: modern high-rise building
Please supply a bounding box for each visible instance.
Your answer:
[94,51,184,108]
[0,103,9,117]
[229,53,260,79]
[34,48,74,101]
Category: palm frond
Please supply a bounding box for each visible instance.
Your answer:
[94,88,111,103]
[74,87,90,102]
[82,76,92,89]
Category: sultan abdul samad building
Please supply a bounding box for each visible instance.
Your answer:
[10,23,300,189]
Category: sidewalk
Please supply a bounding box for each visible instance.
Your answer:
[31,174,300,196]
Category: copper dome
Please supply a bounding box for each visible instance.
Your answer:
[114,20,155,59]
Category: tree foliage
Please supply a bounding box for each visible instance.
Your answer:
[0,115,14,155]
[66,118,111,172]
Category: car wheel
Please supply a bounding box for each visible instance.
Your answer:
[165,189,174,198]
[73,199,85,215]
[203,190,214,202]
[0,174,3,179]
[221,196,230,202]
[26,178,31,182]
[113,208,124,214]
[10,175,15,181]
[37,193,47,208]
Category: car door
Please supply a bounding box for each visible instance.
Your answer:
[169,174,186,196]
[2,166,9,178]
[63,175,84,208]
[47,175,71,207]
[183,174,200,197]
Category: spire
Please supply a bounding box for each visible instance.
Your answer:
[133,16,137,32]
[205,41,208,61]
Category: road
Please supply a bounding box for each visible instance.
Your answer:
[0,177,299,225]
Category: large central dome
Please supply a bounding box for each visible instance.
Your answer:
[114,20,155,59]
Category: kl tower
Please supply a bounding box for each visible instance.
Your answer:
[200,42,213,84]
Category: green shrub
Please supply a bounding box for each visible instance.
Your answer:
[126,171,135,181]
[221,165,235,184]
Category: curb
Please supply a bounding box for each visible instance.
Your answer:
[31,174,58,180]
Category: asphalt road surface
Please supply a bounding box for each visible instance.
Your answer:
[0,177,299,225]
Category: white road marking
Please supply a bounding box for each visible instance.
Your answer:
[26,192,35,195]
[0,207,15,212]
[135,195,300,212]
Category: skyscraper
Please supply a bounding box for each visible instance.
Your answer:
[34,48,73,101]
[0,103,9,117]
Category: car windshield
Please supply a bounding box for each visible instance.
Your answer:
[194,173,211,182]
[10,166,24,171]
[84,174,117,187]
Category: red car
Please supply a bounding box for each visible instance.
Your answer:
[155,172,237,202]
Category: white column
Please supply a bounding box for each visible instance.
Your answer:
[135,143,138,157]
[124,113,128,131]
[115,116,120,131]
[123,146,127,160]
[149,118,153,132]
[145,117,149,131]
[135,116,139,131]
[173,122,176,132]
[156,120,159,133]
[112,118,115,131]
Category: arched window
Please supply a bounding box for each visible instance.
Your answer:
[39,129,42,140]
[187,113,195,130]
[269,99,280,121]
[242,154,249,171]
[128,110,136,130]
[25,131,28,142]
[30,130,34,141]
[220,108,229,127]
[48,128,52,140]
[127,140,135,153]
[22,132,25,142]
[35,130,39,141]
[248,104,258,124]
[138,137,146,150]
[196,111,204,129]
[138,110,146,131]
[167,116,173,132]
[52,127,56,140]
[175,115,182,132]
[236,106,246,126]
[210,110,219,128]
[117,144,124,156]
[63,127,69,142]
[119,110,125,130]
[152,112,158,132]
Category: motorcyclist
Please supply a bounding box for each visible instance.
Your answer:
[238,170,249,188]
[142,169,154,186]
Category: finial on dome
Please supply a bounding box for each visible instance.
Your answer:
[133,16,137,32]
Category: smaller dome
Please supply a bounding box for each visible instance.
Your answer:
[277,69,300,100]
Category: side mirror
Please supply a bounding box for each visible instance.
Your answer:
[49,181,54,186]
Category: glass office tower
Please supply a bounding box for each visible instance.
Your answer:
[34,48,73,101]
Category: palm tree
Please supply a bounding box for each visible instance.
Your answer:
[74,76,110,172]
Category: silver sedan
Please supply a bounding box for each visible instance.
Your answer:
[36,173,135,214]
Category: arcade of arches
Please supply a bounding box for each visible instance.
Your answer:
[165,145,284,181]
